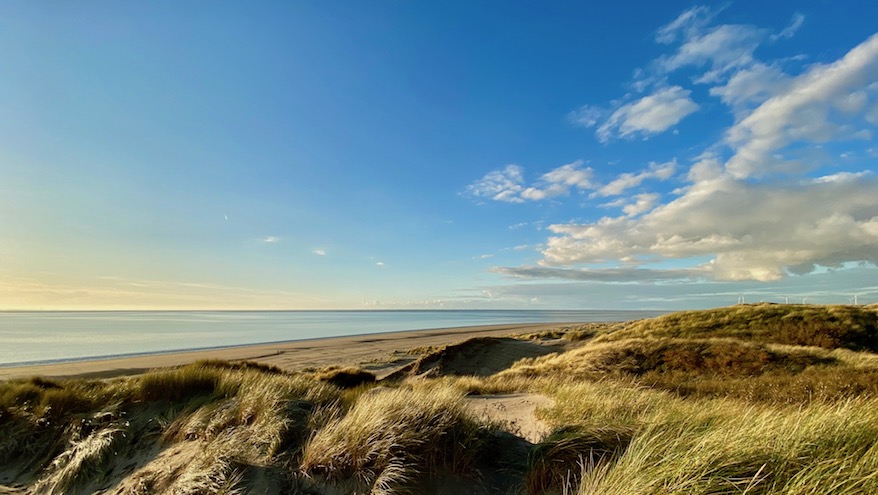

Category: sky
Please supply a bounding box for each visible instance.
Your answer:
[1,1,877,311]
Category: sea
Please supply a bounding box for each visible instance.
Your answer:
[0,310,667,368]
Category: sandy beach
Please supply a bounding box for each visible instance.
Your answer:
[0,322,574,381]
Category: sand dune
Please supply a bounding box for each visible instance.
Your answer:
[386,336,564,379]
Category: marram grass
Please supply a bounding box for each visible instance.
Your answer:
[3,304,878,494]
[300,384,490,492]
[535,381,878,495]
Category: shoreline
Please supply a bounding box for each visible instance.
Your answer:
[0,321,580,381]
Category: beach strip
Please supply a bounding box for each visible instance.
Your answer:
[0,322,575,381]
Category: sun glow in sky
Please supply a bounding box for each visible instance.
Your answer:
[2,1,878,310]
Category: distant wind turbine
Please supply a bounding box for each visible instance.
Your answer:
[850,295,859,305]
[802,296,809,304]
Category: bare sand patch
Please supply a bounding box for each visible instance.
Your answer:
[466,393,553,444]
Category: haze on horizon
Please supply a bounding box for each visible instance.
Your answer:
[2,1,877,311]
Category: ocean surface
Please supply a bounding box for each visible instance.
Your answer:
[0,310,667,367]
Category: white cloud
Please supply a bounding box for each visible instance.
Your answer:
[687,152,724,182]
[622,193,660,217]
[725,33,878,178]
[312,249,327,256]
[593,160,677,197]
[568,105,603,127]
[523,160,595,200]
[262,236,280,243]
[540,172,878,282]
[655,5,717,44]
[661,24,765,81]
[490,10,878,290]
[709,63,792,114]
[771,13,805,41]
[597,87,699,142]
[464,164,526,203]
[375,261,385,267]
[466,161,595,203]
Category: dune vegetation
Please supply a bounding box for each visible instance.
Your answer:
[2,303,878,494]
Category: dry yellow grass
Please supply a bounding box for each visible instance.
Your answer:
[300,384,491,493]
[4,304,878,494]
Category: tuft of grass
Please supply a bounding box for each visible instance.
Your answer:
[526,425,632,495]
[33,426,126,495]
[190,359,286,375]
[300,385,490,492]
[314,366,377,389]
[133,363,237,403]
[0,377,117,473]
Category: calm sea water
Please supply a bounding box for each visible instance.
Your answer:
[0,310,666,367]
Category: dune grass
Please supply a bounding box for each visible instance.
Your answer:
[4,304,878,494]
[599,303,878,351]
[499,312,878,405]
[535,381,878,495]
[300,384,491,492]
[525,425,632,495]
[0,361,345,494]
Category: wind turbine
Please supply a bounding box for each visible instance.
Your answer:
[850,295,859,305]
[802,296,809,305]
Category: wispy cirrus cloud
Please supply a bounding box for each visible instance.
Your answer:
[771,12,805,41]
[592,160,677,197]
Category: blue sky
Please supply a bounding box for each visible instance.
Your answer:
[2,1,877,310]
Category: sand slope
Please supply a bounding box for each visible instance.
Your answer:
[387,337,562,379]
